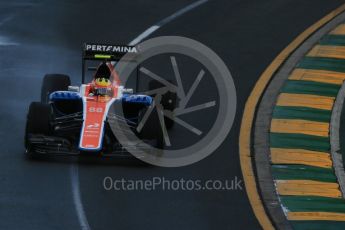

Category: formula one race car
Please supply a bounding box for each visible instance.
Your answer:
[24,43,176,158]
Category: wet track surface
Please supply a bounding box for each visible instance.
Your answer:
[1,0,345,229]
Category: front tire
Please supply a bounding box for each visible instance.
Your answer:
[25,102,51,157]
[138,106,164,149]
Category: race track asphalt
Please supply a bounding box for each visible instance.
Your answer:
[0,0,344,229]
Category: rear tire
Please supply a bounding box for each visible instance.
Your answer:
[25,102,51,157]
[148,80,177,129]
[41,74,71,103]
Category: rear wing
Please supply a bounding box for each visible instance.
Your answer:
[82,43,138,83]
[83,43,138,61]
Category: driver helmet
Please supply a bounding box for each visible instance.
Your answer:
[93,62,112,88]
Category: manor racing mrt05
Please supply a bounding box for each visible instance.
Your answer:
[24,43,176,158]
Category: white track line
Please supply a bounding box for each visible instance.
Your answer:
[129,0,208,46]
[70,0,209,229]
[129,25,159,46]
[70,165,91,230]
